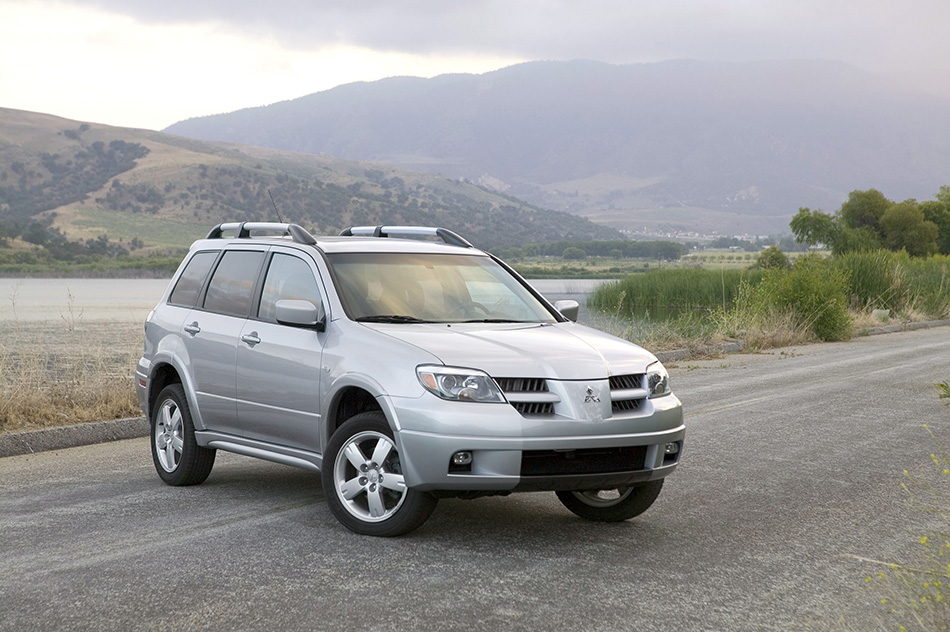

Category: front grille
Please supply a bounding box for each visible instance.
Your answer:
[612,399,641,412]
[520,446,647,476]
[496,377,555,416]
[514,402,555,415]
[496,378,548,393]
[609,374,642,390]
[610,373,646,413]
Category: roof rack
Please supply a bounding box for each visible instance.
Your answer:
[339,225,473,248]
[206,222,316,245]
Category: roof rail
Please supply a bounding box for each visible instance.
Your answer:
[339,225,473,248]
[206,222,316,245]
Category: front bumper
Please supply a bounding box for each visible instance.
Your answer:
[392,392,684,492]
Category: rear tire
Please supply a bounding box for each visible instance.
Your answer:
[322,412,437,536]
[556,480,664,522]
[150,384,215,486]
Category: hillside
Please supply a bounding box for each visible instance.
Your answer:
[0,108,620,256]
[165,59,950,235]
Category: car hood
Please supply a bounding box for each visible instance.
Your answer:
[363,322,658,379]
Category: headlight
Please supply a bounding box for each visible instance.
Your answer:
[646,361,672,398]
[416,365,506,403]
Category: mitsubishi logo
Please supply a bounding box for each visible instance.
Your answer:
[584,386,601,404]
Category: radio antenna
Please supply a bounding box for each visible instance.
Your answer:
[267,188,284,223]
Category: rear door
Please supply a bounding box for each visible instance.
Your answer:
[236,249,327,451]
[181,248,266,436]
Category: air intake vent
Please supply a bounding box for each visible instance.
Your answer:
[612,399,641,412]
[515,402,555,416]
[609,374,647,414]
[496,377,555,416]
[609,374,642,390]
[496,378,548,393]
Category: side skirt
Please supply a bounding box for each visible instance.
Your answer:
[195,430,323,472]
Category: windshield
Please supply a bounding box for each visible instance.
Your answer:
[328,252,558,324]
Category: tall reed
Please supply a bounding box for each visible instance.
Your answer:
[588,268,766,317]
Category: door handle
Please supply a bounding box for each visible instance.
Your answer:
[183,322,201,335]
[241,332,261,346]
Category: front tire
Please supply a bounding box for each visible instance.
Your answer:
[322,412,437,536]
[556,480,664,522]
[150,384,215,486]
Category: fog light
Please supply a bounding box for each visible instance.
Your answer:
[664,442,679,455]
[452,451,473,466]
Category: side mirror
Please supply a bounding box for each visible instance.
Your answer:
[275,299,325,331]
[554,299,579,322]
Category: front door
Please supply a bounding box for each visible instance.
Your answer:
[236,251,327,451]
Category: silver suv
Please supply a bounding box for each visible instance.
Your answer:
[137,223,684,536]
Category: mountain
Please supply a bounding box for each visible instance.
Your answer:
[0,107,620,252]
[165,59,950,236]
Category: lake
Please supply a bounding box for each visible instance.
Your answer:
[0,278,610,324]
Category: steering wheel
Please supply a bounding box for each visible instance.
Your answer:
[448,301,491,319]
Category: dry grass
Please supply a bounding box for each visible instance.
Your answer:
[0,312,142,434]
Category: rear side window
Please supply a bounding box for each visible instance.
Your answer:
[203,250,265,317]
[168,251,218,307]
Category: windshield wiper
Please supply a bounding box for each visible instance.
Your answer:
[356,315,429,323]
[461,318,531,323]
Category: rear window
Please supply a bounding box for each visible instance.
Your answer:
[168,251,218,307]
[203,250,265,317]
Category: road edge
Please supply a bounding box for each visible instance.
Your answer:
[0,416,147,458]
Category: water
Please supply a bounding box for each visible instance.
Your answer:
[0,278,612,324]
[0,278,170,322]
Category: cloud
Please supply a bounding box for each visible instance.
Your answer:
[4,0,949,129]
[47,0,950,71]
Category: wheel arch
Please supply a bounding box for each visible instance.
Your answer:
[325,384,386,445]
[147,363,181,421]
[146,357,204,430]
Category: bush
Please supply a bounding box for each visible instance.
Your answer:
[755,254,852,341]
[833,250,912,313]
[751,246,791,270]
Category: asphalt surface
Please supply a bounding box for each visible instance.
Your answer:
[2,327,950,630]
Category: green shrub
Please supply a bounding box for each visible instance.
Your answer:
[754,254,852,341]
[751,245,791,270]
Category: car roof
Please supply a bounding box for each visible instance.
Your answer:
[313,236,486,255]
[190,223,488,256]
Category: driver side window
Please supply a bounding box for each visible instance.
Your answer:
[258,253,322,322]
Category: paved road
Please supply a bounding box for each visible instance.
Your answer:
[3,327,950,631]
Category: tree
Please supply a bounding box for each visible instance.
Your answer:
[839,189,891,235]
[22,222,49,246]
[751,246,790,270]
[920,196,950,255]
[880,201,938,257]
[790,207,837,248]
[834,226,884,254]
[562,247,587,260]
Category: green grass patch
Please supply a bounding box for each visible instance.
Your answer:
[72,206,207,249]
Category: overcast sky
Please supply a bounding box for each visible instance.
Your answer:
[2,0,948,130]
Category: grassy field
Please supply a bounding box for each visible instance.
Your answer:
[0,319,141,432]
[70,206,208,249]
